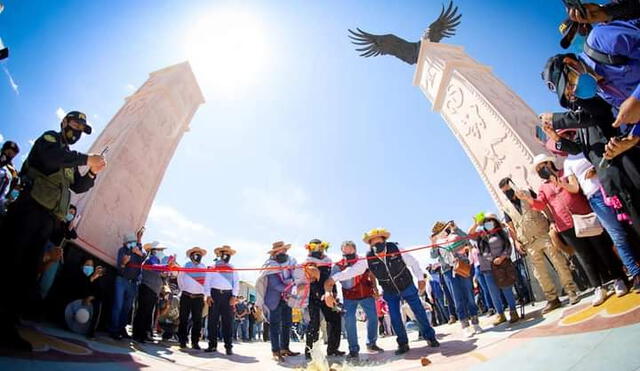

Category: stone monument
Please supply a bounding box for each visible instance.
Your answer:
[72,62,204,265]
[412,41,548,210]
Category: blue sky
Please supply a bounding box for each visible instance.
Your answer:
[0,0,586,280]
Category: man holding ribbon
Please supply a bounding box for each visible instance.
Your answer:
[177,246,207,350]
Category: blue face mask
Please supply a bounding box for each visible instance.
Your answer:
[483,221,495,231]
[82,265,94,276]
[570,34,586,54]
[65,213,75,222]
[9,189,19,200]
[574,73,598,99]
[127,242,137,249]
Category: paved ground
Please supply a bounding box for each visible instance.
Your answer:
[1,290,639,371]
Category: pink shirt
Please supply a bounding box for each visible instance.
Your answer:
[531,170,592,232]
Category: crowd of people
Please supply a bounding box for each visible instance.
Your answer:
[0,0,638,367]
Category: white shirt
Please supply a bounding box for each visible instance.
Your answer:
[563,153,601,199]
[204,268,240,296]
[177,262,206,295]
[331,249,425,284]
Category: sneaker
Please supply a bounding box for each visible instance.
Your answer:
[447,315,457,325]
[395,343,410,355]
[592,287,608,306]
[225,348,233,355]
[346,351,359,361]
[179,342,187,349]
[281,349,300,356]
[273,351,285,362]
[366,343,384,352]
[492,313,507,326]
[427,338,440,347]
[486,308,496,317]
[205,343,216,352]
[472,324,483,334]
[192,343,201,350]
[542,298,562,314]
[633,275,640,293]
[614,279,628,297]
[568,292,581,305]
[508,309,520,324]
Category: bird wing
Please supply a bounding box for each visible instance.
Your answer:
[348,28,420,65]
[426,1,462,43]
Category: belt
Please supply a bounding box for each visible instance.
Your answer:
[211,288,232,294]
[182,292,204,298]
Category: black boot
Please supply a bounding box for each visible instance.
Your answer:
[395,343,410,355]
[205,343,216,352]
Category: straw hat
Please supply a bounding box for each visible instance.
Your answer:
[532,153,555,169]
[430,221,447,237]
[362,228,390,245]
[142,241,167,252]
[267,241,292,255]
[214,245,237,256]
[186,246,207,257]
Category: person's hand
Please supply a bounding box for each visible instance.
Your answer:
[557,176,570,189]
[304,264,320,282]
[538,112,553,125]
[605,136,640,160]
[613,96,640,128]
[86,154,106,169]
[493,256,507,265]
[229,296,238,306]
[585,167,597,179]
[418,280,427,294]
[515,190,531,202]
[372,287,380,299]
[136,227,145,243]
[568,3,610,24]
[324,277,335,293]
[122,254,131,265]
[132,246,143,256]
[207,296,214,306]
[324,293,337,308]
[91,266,104,280]
[89,160,106,174]
[515,242,527,257]
[541,121,561,141]
[51,246,63,262]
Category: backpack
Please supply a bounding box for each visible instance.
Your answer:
[253,306,264,323]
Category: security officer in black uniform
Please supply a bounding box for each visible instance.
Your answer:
[0,111,106,351]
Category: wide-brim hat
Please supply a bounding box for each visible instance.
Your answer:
[186,246,207,257]
[64,299,94,335]
[481,212,499,222]
[214,245,237,256]
[143,241,167,252]
[431,221,447,237]
[362,228,390,244]
[533,153,556,169]
[267,241,292,255]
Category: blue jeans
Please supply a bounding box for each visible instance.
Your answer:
[109,276,138,334]
[443,270,478,321]
[474,267,494,311]
[481,270,516,314]
[343,296,378,353]
[269,300,292,352]
[383,284,436,346]
[589,191,640,277]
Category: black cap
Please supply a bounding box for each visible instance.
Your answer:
[64,111,92,134]
[542,54,576,105]
[1,141,19,153]
[559,19,592,49]
[308,238,322,244]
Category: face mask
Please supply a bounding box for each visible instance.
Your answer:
[10,189,19,200]
[483,221,495,231]
[310,251,323,259]
[574,73,598,99]
[150,250,158,256]
[191,254,202,263]
[127,242,137,249]
[65,213,75,222]
[63,127,83,145]
[82,266,94,277]
[570,34,586,54]
[221,254,231,263]
[504,189,515,200]
[537,166,553,180]
[372,242,386,254]
[274,253,288,264]
[343,253,356,264]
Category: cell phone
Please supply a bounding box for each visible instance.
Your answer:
[535,126,548,144]
[563,0,588,19]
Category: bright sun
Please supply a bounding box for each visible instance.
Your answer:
[185,9,270,98]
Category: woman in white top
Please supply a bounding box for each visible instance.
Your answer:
[562,152,631,304]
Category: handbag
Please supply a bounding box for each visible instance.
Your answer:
[491,258,517,288]
[453,259,471,278]
[571,212,603,238]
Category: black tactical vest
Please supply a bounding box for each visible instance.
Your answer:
[366,242,413,294]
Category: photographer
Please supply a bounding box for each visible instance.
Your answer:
[567,1,640,24]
